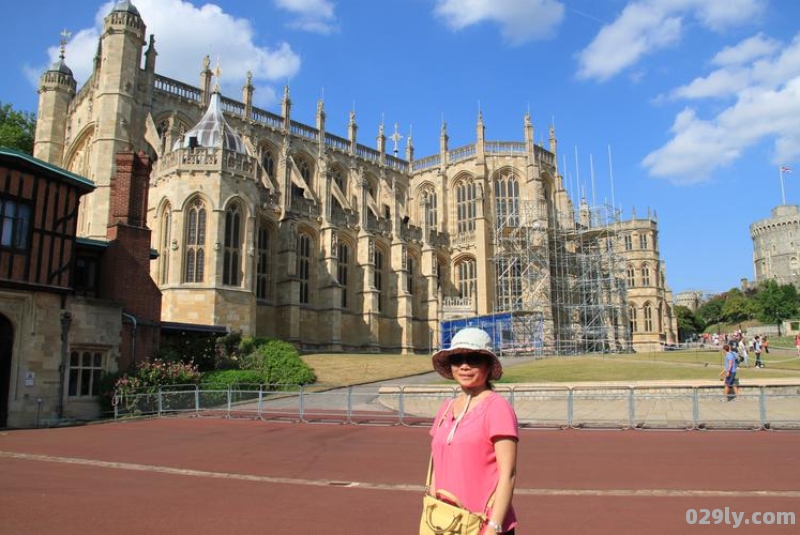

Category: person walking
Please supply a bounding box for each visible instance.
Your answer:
[426,328,519,534]
[737,337,749,368]
[721,344,740,401]
[753,335,764,368]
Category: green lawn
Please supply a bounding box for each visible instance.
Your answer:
[302,347,800,386]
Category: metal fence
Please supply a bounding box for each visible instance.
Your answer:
[112,383,800,430]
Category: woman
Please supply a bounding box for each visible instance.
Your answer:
[427,328,519,534]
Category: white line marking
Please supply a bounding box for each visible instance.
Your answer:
[2,451,798,498]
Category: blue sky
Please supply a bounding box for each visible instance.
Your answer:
[1,0,800,297]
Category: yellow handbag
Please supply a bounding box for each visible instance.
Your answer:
[419,457,496,535]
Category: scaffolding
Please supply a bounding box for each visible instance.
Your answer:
[486,198,631,355]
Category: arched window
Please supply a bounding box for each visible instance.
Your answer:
[374,246,385,313]
[629,304,638,333]
[298,233,312,305]
[639,233,648,249]
[338,241,351,309]
[184,198,206,283]
[223,204,243,286]
[332,167,345,192]
[497,258,521,311]
[293,157,313,198]
[644,302,653,332]
[455,178,477,234]
[456,258,477,300]
[256,221,273,300]
[158,204,171,285]
[627,265,636,288]
[421,186,438,230]
[494,170,519,227]
[262,148,275,180]
[641,263,651,287]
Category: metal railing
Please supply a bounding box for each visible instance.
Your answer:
[112,383,800,430]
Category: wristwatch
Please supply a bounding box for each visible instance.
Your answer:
[487,519,503,533]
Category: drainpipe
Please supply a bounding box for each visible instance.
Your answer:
[122,312,138,365]
[57,310,73,419]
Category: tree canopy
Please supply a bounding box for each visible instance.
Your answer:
[686,281,800,338]
[0,102,36,154]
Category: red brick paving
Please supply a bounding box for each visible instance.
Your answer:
[0,418,798,534]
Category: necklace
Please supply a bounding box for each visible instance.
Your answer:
[446,394,471,445]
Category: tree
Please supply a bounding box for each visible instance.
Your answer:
[696,295,725,330]
[720,290,756,323]
[0,102,36,154]
[754,280,800,336]
[675,305,703,341]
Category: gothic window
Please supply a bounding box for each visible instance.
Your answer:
[641,263,651,287]
[627,265,636,288]
[256,222,273,300]
[629,305,638,333]
[456,258,477,300]
[293,157,313,198]
[184,198,206,283]
[223,203,243,286]
[298,233,313,305]
[639,233,648,249]
[455,178,477,234]
[332,168,345,191]
[338,241,351,309]
[367,176,378,199]
[262,148,275,180]
[494,170,519,228]
[497,258,521,311]
[157,119,169,155]
[644,302,653,332]
[624,234,632,251]
[158,203,171,285]
[374,246,385,313]
[424,187,438,230]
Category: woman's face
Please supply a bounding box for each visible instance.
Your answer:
[449,353,491,390]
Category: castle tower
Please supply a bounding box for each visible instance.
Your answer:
[34,31,76,165]
[80,0,148,240]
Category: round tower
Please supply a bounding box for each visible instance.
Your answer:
[34,31,76,165]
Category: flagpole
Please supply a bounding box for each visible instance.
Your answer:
[780,166,786,205]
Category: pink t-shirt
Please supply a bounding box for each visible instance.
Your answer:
[429,391,519,532]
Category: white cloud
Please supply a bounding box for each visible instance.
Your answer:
[576,3,682,82]
[434,0,565,45]
[642,39,800,184]
[576,0,766,82]
[712,33,778,67]
[35,0,301,109]
[274,0,337,35]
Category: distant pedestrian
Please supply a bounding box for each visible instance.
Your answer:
[721,344,740,401]
[753,336,764,368]
[795,334,800,356]
[763,336,770,354]
[737,338,749,368]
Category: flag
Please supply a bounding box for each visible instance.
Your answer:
[781,166,792,173]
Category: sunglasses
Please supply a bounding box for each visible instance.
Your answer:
[449,354,489,367]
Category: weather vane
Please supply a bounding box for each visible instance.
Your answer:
[390,122,403,156]
[59,28,71,59]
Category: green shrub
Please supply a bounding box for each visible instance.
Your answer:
[240,338,316,386]
[201,369,265,387]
